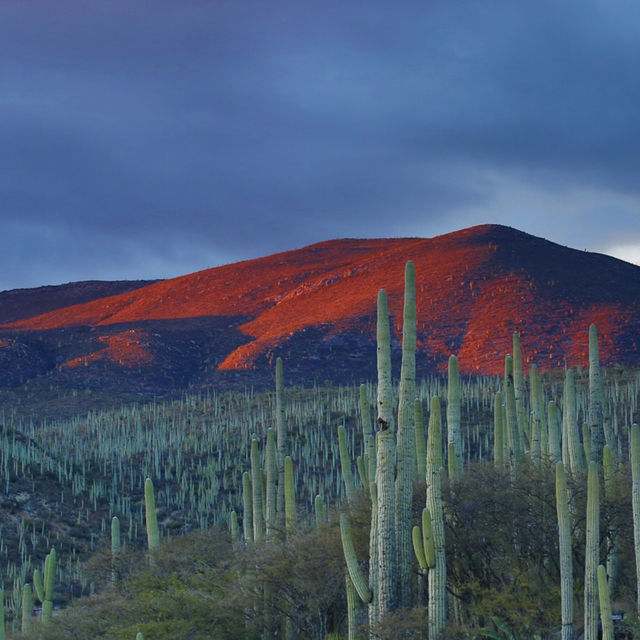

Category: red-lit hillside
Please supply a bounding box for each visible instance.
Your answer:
[1,224,640,391]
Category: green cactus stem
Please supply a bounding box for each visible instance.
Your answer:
[584,461,600,640]
[548,401,561,463]
[597,565,613,640]
[603,444,619,595]
[415,399,427,479]
[340,512,373,604]
[564,368,585,474]
[229,510,240,547]
[339,424,356,504]
[427,396,446,639]
[144,478,159,551]
[360,384,376,495]
[588,324,605,462]
[275,357,287,528]
[21,584,32,634]
[112,516,121,583]
[242,471,253,544]
[631,425,640,615]
[396,260,416,608]
[493,392,504,467]
[504,355,520,466]
[284,456,296,536]
[513,332,526,444]
[556,462,573,640]
[447,354,462,478]
[265,428,277,539]
[314,494,326,527]
[250,435,265,542]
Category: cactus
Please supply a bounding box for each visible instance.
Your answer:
[493,392,504,467]
[275,357,287,528]
[631,425,640,615]
[504,355,520,466]
[112,516,121,583]
[603,444,618,595]
[584,461,600,640]
[136,633,144,640]
[242,471,253,543]
[250,435,265,542]
[447,354,462,480]
[21,584,32,634]
[597,565,613,640]
[427,396,446,639]
[513,332,526,445]
[395,260,416,608]
[563,368,585,474]
[360,383,376,493]
[314,494,326,527]
[144,478,159,551]
[340,512,372,603]
[588,324,605,462]
[547,401,561,463]
[415,399,427,479]
[229,510,240,547]
[530,365,541,463]
[555,462,573,640]
[339,424,356,504]
[265,428,277,539]
[284,456,296,536]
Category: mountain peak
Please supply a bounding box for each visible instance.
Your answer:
[1,225,639,392]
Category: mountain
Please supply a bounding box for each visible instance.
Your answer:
[1,224,639,394]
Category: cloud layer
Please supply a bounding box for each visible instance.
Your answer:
[2,0,640,289]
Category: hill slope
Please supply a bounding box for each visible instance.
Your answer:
[2,224,639,393]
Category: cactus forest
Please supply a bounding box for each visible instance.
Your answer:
[0,262,640,639]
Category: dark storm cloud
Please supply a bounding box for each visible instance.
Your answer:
[2,0,640,290]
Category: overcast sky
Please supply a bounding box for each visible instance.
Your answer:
[2,0,640,291]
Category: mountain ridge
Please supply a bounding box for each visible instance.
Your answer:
[1,224,639,393]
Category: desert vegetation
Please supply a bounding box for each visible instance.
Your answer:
[0,261,639,638]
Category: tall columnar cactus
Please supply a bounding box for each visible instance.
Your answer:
[339,424,356,504]
[493,392,505,467]
[412,507,435,606]
[447,354,462,480]
[584,461,600,640]
[504,355,520,466]
[597,565,614,640]
[242,471,253,543]
[265,428,277,539]
[314,494,326,527]
[555,462,573,640]
[250,435,265,542]
[396,261,416,608]
[229,510,240,547]
[631,425,640,614]
[427,397,446,639]
[34,548,56,624]
[529,365,541,463]
[547,401,561,463]
[284,456,296,536]
[377,425,397,619]
[144,478,159,551]
[563,368,585,474]
[588,324,605,463]
[275,357,287,528]
[415,399,427,479]
[21,584,32,634]
[360,384,376,492]
[603,445,618,595]
[512,332,526,444]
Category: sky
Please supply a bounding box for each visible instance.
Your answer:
[2,0,640,292]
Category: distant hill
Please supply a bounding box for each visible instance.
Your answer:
[1,224,639,393]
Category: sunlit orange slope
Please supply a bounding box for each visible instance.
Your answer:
[5,224,640,376]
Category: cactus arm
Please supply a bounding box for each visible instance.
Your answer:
[338,425,356,504]
[144,478,159,551]
[584,461,600,640]
[556,462,573,640]
[339,512,373,604]
[284,456,296,536]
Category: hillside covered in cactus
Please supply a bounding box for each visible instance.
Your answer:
[1,224,640,398]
